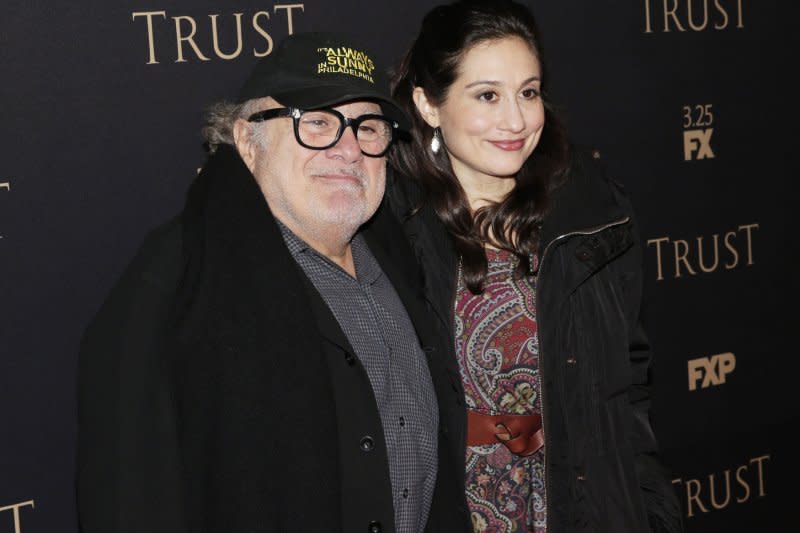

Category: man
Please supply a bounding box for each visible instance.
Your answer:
[76,32,470,533]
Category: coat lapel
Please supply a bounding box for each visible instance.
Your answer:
[363,201,434,348]
[297,272,356,354]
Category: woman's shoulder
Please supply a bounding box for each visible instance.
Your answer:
[540,145,636,241]
[554,145,635,215]
[562,145,620,191]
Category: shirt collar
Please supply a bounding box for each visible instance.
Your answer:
[276,218,382,285]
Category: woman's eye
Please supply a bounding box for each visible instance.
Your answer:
[521,88,540,99]
[477,91,498,102]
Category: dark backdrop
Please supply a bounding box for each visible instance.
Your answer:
[2,1,797,531]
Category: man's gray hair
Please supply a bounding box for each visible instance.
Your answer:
[201,99,264,153]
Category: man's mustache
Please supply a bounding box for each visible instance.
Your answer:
[309,167,368,185]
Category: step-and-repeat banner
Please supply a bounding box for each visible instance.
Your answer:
[1,1,797,531]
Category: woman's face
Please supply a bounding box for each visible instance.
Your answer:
[420,37,545,187]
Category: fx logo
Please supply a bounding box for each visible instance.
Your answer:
[688,352,736,391]
[683,128,715,161]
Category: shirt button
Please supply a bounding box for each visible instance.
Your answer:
[402,488,409,499]
[359,436,375,452]
[368,520,382,533]
[399,416,405,427]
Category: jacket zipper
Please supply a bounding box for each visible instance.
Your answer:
[536,215,630,532]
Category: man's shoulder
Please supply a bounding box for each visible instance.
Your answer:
[125,216,185,292]
[89,216,185,325]
[79,215,187,359]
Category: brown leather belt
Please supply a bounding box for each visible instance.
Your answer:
[467,410,544,457]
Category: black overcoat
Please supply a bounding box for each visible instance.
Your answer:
[76,145,471,533]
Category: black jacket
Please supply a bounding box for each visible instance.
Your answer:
[386,151,683,533]
[76,145,471,533]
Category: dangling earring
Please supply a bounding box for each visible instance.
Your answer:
[528,253,538,275]
[430,127,442,154]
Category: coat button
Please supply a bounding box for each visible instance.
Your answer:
[368,520,382,532]
[566,356,577,364]
[360,436,375,452]
[577,474,587,481]
[344,352,356,366]
[576,249,592,261]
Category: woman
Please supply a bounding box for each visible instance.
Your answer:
[388,1,683,531]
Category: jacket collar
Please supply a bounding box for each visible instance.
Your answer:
[539,152,629,252]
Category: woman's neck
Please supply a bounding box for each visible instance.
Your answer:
[455,169,516,211]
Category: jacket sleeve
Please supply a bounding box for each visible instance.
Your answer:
[628,323,684,532]
[623,202,684,533]
[76,223,188,533]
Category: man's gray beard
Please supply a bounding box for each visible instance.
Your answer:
[303,179,377,244]
[304,165,378,237]
[260,157,385,250]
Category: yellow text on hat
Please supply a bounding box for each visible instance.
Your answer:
[315,46,376,83]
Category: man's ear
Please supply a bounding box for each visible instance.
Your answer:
[233,119,257,172]
[412,87,440,128]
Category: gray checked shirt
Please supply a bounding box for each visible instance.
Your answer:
[278,222,439,533]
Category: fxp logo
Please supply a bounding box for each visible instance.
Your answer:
[687,352,736,391]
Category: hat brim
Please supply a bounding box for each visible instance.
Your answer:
[272,85,410,132]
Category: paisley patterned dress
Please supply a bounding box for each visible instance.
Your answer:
[455,249,546,533]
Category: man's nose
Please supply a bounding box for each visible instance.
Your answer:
[326,126,363,162]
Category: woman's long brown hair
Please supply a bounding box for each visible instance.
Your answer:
[390,0,571,293]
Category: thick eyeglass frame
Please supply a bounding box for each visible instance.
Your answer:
[247,106,399,157]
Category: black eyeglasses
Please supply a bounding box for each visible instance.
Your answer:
[247,107,398,157]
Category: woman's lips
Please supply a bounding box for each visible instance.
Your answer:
[489,139,525,151]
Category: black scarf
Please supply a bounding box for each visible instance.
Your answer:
[170,145,344,531]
